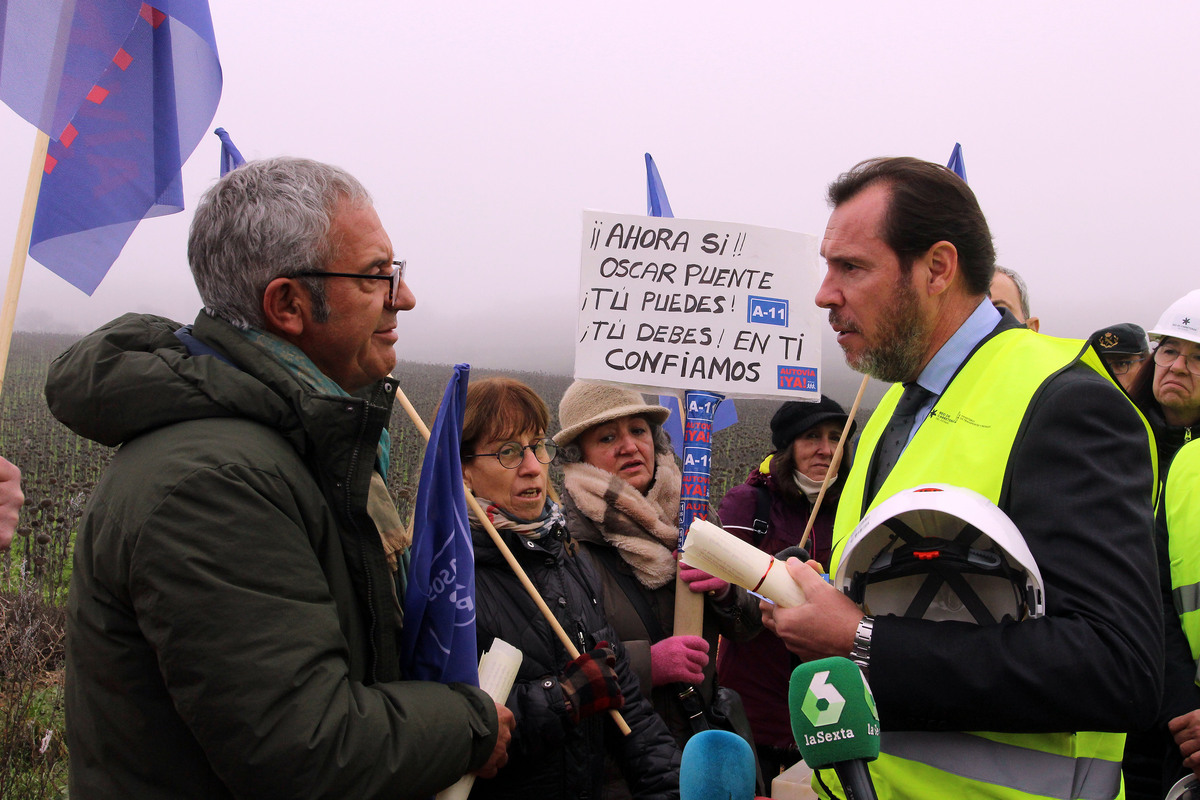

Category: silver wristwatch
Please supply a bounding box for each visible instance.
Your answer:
[849,615,875,679]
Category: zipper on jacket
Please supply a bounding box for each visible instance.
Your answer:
[343,392,382,682]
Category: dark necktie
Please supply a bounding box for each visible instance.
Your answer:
[869,382,934,498]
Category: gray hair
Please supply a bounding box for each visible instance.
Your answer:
[187,157,372,329]
[992,265,1032,320]
[556,419,674,465]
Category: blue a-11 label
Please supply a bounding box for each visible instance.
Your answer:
[778,365,817,391]
[748,295,788,327]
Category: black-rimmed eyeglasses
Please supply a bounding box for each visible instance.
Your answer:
[464,438,558,469]
[1107,355,1146,375]
[293,260,406,306]
[1153,342,1200,376]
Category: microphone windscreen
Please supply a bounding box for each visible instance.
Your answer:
[789,656,880,769]
[680,729,756,800]
[774,546,811,563]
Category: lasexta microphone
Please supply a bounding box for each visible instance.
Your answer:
[680,729,756,800]
[789,657,880,800]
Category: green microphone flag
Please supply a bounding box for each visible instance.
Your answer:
[788,656,880,768]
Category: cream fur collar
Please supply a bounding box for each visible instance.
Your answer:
[562,452,682,589]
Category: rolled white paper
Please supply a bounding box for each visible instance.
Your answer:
[436,638,524,800]
[680,518,808,608]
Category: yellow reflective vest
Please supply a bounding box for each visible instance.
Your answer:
[1168,440,1200,679]
[822,328,1155,800]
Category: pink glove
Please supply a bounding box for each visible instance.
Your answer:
[679,560,730,599]
[650,635,709,686]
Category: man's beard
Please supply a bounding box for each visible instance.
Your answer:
[833,279,927,383]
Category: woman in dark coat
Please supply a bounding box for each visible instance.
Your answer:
[715,395,855,780]
[462,377,679,800]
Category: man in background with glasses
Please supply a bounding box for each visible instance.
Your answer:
[46,157,513,799]
[1089,322,1151,392]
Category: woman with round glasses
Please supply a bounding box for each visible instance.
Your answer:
[554,380,760,784]
[1122,290,1200,799]
[460,377,678,800]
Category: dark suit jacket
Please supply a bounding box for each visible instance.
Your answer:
[868,315,1163,734]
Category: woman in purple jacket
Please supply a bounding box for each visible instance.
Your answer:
[714,395,855,780]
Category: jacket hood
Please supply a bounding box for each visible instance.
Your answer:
[45,312,347,453]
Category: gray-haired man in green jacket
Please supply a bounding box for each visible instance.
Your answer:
[46,157,513,800]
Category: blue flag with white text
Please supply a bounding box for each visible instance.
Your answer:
[947,142,967,182]
[644,152,737,455]
[401,364,478,685]
[0,0,221,294]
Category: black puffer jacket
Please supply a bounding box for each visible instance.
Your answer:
[469,516,680,800]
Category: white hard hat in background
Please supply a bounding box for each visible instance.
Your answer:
[833,484,1045,624]
[1149,289,1200,345]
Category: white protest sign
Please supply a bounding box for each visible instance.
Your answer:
[576,211,823,400]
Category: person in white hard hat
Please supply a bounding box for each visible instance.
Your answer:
[760,156,1161,800]
[1123,290,1200,797]
[1129,289,1200,463]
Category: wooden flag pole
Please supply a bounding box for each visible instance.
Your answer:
[394,384,632,735]
[799,374,870,553]
[0,131,50,397]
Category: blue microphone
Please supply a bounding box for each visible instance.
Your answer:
[680,729,757,800]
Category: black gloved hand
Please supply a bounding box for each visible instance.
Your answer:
[559,642,625,723]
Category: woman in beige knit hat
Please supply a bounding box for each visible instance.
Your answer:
[555,380,762,794]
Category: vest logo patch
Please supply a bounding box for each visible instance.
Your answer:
[928,409,991,429]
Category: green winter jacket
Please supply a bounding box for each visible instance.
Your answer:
[46,311,498,800]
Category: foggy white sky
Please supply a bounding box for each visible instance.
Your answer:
[1,1,1196,401]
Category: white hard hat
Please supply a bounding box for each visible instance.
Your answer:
[1167,775,1200,800]
[833,484,1045,624]
[1149,289,1200,345]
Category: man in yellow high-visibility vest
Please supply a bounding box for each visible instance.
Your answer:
[761,156,1162,800]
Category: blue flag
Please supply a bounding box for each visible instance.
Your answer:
[645,151,674,217]
[0,0,221,295]
[947,142,967,182]
[644,152,737,455]
[401,364,479,685]
[214,127,244,176]
[0,0,139,137]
